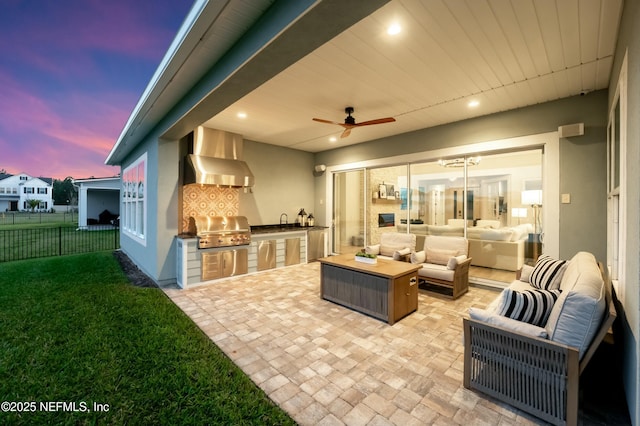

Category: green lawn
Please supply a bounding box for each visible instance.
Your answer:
[0,252,295,425]
[0,211,77,227]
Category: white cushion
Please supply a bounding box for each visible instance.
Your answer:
[379,232,416,257]
[530,254,568,290]
[477,228,514,241]
[545,252,605,359]
[365,244,380,255]
[469,308,548,339]
[427,225,464,236]
[519,264,534,282]
[475,220,501,229]
[496,288,561,327]
[424,235,468,256]
[411,250,426,264]
[418,263,455,281]
[393,247,411,260]
[446,254,467,270]
[426,247,456,265]
[510,224,533,241]
[447,219,465,227]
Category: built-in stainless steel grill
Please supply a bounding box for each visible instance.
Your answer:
[194,216,251,249]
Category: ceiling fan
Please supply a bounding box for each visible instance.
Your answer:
[312,107,395,138]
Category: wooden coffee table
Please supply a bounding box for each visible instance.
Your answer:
[318,254,421,325]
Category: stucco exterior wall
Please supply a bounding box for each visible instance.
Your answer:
[239,140,315,226]
[608,0,640,422]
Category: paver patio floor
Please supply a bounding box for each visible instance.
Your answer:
[162,262,624,425]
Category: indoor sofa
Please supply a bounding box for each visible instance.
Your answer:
[463,252,616,425]
[398,220,531,271]
[466,222,531,271]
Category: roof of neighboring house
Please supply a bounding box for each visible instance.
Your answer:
[0,173,52,185]
[73,176,120,183]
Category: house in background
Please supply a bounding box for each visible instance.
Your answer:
[105,1,640,422]
[0,172,53,212]
[74,177,120,227]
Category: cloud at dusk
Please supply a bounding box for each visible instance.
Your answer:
[0,0,193,179]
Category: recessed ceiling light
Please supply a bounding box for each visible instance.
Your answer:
[237,112,247,119]
[467,100,479,108]
[387,23,401,35]
[329,136,337,143]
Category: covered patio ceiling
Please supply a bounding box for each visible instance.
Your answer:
[202,0,622,152]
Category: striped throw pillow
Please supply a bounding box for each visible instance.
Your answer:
[530,255,567,290]
[497,288,562,327]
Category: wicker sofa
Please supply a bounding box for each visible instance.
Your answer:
[364,232,416,261]
[463,252,616,425]
[411,235,471,299]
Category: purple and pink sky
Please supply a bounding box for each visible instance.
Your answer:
[0,0,193,180]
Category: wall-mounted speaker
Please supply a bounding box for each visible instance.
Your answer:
[314,164,326,173]
[558,123,584,138]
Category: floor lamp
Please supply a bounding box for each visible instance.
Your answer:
[521,190,543,234]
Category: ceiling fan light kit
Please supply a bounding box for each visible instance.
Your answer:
[313,106,395,138]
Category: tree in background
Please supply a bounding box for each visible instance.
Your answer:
[25,199,40,212]
[52,177,77,206]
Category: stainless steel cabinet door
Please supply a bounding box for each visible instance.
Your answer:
[285,238,300,266]
[258,240,276,271]
[222,249,248,277]
[307,230,325,261]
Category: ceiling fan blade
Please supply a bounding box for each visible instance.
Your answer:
[340,128,352,138]
[312,118,342,125]
[354,117,396,127]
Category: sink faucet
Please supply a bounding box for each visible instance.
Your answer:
[280,213,288,226]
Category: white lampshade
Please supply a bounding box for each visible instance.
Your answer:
[521,190,542,205]
[511,207,527,218]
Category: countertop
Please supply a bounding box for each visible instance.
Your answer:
[250,224,328,234]
[175,226,327,238]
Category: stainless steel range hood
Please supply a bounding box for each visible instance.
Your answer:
[183,127,254,187]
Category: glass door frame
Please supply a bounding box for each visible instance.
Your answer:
[322,132,560,260]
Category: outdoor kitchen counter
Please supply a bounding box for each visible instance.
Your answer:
[175,227,328,289]
[250,225,328,234]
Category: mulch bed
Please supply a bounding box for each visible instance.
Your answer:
[113,250,158,288]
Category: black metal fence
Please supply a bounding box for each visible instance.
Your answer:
[0,211,76,226]
[0,226,120,263]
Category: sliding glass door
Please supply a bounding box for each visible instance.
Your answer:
[332,169,365,254]
[330,148,543,286]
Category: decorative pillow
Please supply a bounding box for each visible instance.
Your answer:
[519,264,534,283]
[365,244,380,256]
[496,288,562,327]
[446,255,467,270]
[393,248,411,260]
[530,255,568,290]
[426,248,457,265]
[410,250,426,264]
